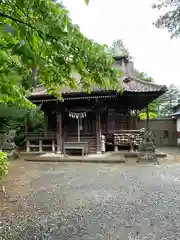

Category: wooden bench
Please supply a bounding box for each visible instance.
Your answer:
[63,142,88,156]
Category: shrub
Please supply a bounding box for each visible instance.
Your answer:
[0,152,8,181]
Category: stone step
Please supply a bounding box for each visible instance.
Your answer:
[24,154,126,163]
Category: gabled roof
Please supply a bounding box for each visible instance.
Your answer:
[31,76,167,98]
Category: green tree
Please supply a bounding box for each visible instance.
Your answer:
[132,70,154,82]
[107,39,131,58]
[139,102,159,120]
[157,84,180,116]
[153,0,180,38]
[0,0,121,108]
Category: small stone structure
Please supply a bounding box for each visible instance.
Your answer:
[137,128,159,164]
[0,130,18,160]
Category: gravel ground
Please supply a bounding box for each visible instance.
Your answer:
[1,160,180,239]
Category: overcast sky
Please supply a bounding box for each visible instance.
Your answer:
[63,0,180,87]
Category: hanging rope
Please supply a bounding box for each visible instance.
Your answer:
[65,103,97,119]
[68,112,87,119]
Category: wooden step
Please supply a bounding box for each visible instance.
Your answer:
[67,135,97,154]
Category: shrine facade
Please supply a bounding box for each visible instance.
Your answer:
[26,57,167,155]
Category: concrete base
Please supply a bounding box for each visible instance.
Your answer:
[24,151,125,163]
[25,156,126,164]
[137,156,159,165]
[21,149,167,164]
[96,152,102,155]
[56,151,62,155]
[109,150,166,158]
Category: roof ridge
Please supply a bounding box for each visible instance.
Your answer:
[127,75,166,88]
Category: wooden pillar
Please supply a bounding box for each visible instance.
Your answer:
[26,140,30,152]
[146,105,149,129]
[135,110,138,129]
[96,112,101,154]
[127,109,131,130]
[39,140,42,152]
[44,113,48,137]
[52,140,55,152]
[130,110,137,129]
[57,112,62,154]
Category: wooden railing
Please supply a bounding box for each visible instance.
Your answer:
[26,131,56,140]
[25,130,143,153]
[26,132,57,152]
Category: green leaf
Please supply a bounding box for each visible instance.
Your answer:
[0,152,8,181]
[84,0,89,5]
[0,0,121,107]
[153,0,180,38]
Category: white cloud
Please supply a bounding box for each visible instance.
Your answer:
[63,0,180,86]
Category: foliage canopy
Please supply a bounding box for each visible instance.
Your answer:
[153,0,180,38]
[107,39,131,58]
[0,0,121,108]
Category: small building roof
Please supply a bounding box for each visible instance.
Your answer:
[172,111,180,117]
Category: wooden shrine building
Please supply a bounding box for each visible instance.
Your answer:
[26,57,167,155]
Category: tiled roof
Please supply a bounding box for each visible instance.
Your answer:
[122,76,167,92]
[172,111,180,117]
[31,76,167,97]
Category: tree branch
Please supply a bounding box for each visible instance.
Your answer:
[0,11,58,42]
[0,11,78,57]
